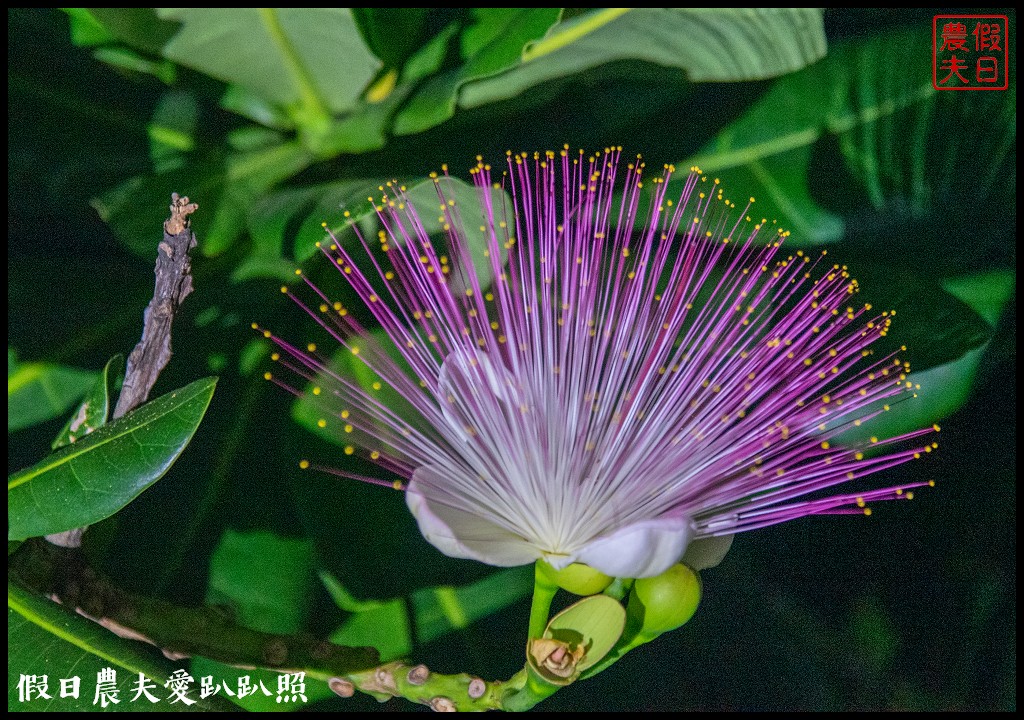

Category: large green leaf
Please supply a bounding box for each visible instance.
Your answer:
[63,9,179,83]
[206,530,315,635]
[393,8,561,135]
[8,580,233,712]
[234,186,324,283]
[158,9,380,126]
[457,9,826,115]
[852,267,994,373]
[92,154,228,258]
[291,326,417,449]
[8,377,217,541]
[683,27,1014,248]
[291,175,510,274]
[95,139,312,259]
[8,354,97,433]
[204,141,314,257]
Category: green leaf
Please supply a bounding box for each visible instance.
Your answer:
[92,46,176,84]
[63,8,117,47]
[943,270,1015,328]
[401,21,461,84]
[207,530,316,634]
[329,596,412,664]
[683,28,1014,251]
[67,8,179,55]
[234,184,322,283]
[852,267,994,373]
[205,141,314,257]
[95,138,312,259]
[8,357,97,433]
[220,85,295,130]
[192,529,332,712]
[8,377,217,541]
[393,8,561,135]
[316,83,413,156]
[324,566,533,661]
[411,565,533,645]
[8,580,233,712]
[52,354,124,450]
[289,180,376,263]
[158,9,380,126]
[149,90,198,172]
[352,8,432,69]
[292,327,414,448]
[458,8,826,115]
[844,269,1015,443]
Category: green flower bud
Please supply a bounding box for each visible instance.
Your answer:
[538,561,614,596]
[628,563,701,640]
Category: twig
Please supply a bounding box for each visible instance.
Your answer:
[113,193,198,419]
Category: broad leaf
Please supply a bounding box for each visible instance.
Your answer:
[393,8,561,135]
[95,140,311,259]
[291,175,510,277]
[92,155,227,258]
[292,327,415,449]
[64,8,179,54]
[159,9,380,125]
[52,354,124,450]
[234,186,323,283]
[205,141,315,257]
[683,27,1014,249]
[852,267,994,373]
[8,377,217,541]
[458,9,826,115]
[8,355,97,433]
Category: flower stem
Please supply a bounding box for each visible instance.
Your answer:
[527,561,559,639]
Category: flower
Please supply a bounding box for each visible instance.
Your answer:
[261,147,936,579]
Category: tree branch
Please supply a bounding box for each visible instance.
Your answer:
[113,193,198,419]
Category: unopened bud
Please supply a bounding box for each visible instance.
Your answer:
[538,561,613,596]
[628,563,701,640]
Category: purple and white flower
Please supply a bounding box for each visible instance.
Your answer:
[262,148,935,579]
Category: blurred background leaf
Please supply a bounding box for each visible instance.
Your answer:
[8,352,97,433]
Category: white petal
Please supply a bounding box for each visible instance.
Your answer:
[406,467,541,567]
[681,534,734,571]
[575,516,694,579]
